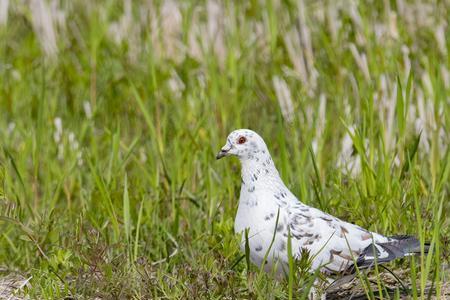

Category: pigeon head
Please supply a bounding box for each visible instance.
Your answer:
[216,129,268,160]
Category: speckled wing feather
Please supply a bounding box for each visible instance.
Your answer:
[285,202,389,273]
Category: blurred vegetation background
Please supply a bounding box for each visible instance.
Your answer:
[0,0,449,298]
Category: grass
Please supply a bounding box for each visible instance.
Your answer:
[0,0,449,298]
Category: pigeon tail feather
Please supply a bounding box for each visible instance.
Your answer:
[353,235,428,271]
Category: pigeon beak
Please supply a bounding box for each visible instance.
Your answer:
[216,149,228,160]
[216,145,231,160]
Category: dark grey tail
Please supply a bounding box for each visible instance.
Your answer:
[353,235,429,271]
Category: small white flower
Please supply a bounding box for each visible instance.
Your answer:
[68,132,75,144]
[68,132,79,150]
[54,117,63,143]
[7,122,15,135]
[11,69,21,81]
[54,117,62,134]
[77,151,83,166]
[311,139,318,155]
[83,101,93,119]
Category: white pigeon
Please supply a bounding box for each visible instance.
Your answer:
[216,129,426,279]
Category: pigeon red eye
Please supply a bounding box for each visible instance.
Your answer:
[238,136,247,144]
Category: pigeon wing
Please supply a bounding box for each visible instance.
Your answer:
[285,204,369,272]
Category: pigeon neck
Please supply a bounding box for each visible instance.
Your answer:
[239,151,282,186]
